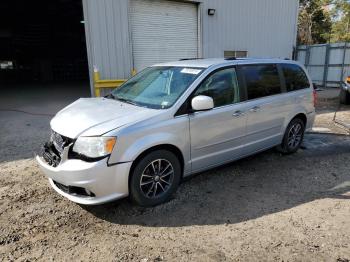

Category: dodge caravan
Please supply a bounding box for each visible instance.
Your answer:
[36,58,316,206]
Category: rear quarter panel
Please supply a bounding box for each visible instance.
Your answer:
[281,88,315,132]
[280,62,316,132]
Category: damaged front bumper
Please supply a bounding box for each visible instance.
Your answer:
[36,141,132,205]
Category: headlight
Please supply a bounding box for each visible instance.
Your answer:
[72,137,116,158]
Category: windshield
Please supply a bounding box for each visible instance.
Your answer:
[111,66,204,109]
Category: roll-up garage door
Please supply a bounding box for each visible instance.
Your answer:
[130,0,199,71]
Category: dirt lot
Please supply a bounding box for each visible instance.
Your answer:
[1,96,350,261]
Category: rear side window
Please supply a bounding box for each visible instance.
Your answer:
[281,64,310,92]
[240,64,281,100]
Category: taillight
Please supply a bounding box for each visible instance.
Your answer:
[346,76,350,84]
[312,89,317,107]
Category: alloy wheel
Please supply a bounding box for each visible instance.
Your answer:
[287,123,303,149]
[139,159,174,199]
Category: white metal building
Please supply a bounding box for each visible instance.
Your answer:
[82,0,299,93]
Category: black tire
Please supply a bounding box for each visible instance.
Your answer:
[340,89,350,105]
[277,118,305,154]
[129,150,181,207]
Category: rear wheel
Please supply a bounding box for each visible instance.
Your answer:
[277,118,305,154]
[129,150,181,207]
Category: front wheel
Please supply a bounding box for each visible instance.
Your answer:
[129,150,181,207]
[277,118,305,154]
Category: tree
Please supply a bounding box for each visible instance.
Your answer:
[330,0,350,42]
[298,0,332,44]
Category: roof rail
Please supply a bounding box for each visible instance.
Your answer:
[179,58,201,61]
[224,57,237,60]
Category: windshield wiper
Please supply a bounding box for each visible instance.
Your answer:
[114,96,139,106]
[104,93,116,99]
[105,93,133,104]
[107,94,149,108]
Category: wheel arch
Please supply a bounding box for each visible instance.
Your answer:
[280,111,308,143]
[277,112,307,154]
[128,144,185,190]
[292,113,307,126]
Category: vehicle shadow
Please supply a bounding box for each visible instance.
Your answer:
[82,140,350,227]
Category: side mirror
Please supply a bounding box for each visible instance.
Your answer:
[191,95,214,111]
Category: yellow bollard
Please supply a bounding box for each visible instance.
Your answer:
[93,68,101,97]
[131,69,137,76]
[93,66,133,97]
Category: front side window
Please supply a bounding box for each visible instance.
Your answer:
[240,64,281,100]
[111,66,204,109]
[194,68,240,107]
[281,64,310,92]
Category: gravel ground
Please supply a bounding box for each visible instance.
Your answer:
[1,95,350,261]
[314,103,350,135]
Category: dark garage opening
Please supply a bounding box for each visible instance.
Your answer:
[0,0,90,113]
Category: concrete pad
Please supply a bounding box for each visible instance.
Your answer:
[0,83,91,115]
[0,83,91,163]
[311,127,332,133]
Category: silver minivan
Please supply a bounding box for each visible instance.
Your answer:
[36,58,316,206]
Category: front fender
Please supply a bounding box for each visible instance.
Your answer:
[119,132,179,162]
[107,116,191,174]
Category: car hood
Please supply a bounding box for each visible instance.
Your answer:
[50,98,161,138]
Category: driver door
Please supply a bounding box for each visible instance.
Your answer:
[189,67,249,172]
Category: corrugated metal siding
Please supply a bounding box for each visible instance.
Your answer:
[83,0,299,94]
[197,0,298,58]
[296,43,350,86]
[83,0,132,81]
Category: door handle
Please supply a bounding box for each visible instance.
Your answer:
[232,110,245,117]
[249,106,261,112]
